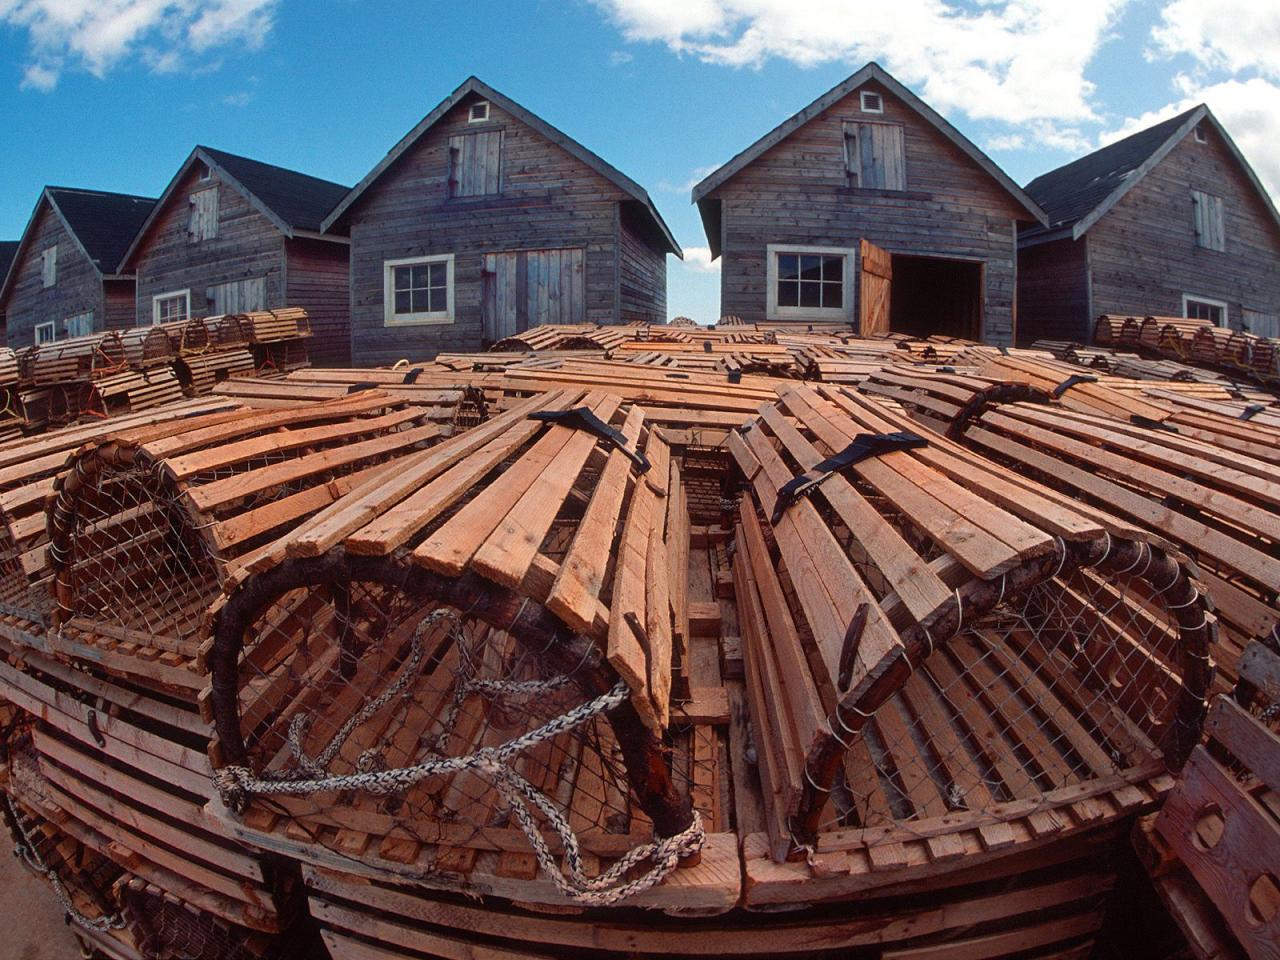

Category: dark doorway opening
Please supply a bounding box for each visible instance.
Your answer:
[889,255,983,339]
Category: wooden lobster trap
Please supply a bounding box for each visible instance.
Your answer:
[727,384,1214,883]
[202,390,738,911]
[44,391,450,688]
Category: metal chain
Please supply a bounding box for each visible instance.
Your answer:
[5,796,126,932]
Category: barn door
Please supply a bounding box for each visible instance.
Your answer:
[859,239,892,336]
[482,248,585,342]
[208,276,266,315]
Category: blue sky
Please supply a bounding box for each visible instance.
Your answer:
[1,0,1277,324]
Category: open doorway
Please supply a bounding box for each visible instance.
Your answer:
[888,254,983,339]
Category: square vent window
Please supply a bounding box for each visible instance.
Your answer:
[1194,125,1207,143]
[860,90,884,113]
[469,101,490,123]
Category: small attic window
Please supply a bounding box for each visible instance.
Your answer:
[860,91,884,114]
[198,162,212,180]
[1194,125,1207,144]
[469,101,490,123]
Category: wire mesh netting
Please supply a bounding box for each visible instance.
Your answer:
[825,564,1191,830]
[222,572,647,864]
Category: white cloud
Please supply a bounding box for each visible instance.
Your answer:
[221,89,252,106]
[1151,0,1280,79]
[608,49,633,66]
[1100,75,1280,199]
[657,162,720,194]
[987,120,1093,155]
[0,0,279,91]
[591,0,1126,124]
[680,246,720,273]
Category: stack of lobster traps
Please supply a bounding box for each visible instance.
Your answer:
[1095,314,1280,388]
[0,315,1275,959]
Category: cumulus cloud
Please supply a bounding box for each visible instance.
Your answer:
[1100,75,1280,198]
[0,0,279,91]
[591,0,1126,124]
[1150,0,1280,79]
[680,246,721,273]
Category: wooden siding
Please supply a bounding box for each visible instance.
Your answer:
[133,166,284,326]
[708,78,1026,343]
[2,203,106,347]
[1086,124,1280,330]
[1015,236,1092,345]
[284,237,351,367]
[481,247,585,340]
[618,206,667,324]
[346,95,646,365]
[103,279,137,332]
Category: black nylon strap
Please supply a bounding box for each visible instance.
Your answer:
[727,370,742,384]
[402,367,425,384]
[770,430,928,524]
[702,340,712,353]
[1052,374,1098,398]
[1240,404,1266,421]
[1130,414,1180,433]
[998,346,1010,356]
[529,407,650,473]
[346,382,380,394]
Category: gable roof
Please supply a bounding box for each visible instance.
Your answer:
[690,62,1047,257]
[1021,104,1280,243]
[321,76,681,258]
[0,186,156,304]
[118,146,350,270]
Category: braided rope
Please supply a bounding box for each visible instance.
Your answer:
[5,796,125,932]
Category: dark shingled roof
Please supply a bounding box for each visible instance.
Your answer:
[199,146,350,232]
[1023,107,1200,234]
[0,241,18,286]
[46,187,156,273]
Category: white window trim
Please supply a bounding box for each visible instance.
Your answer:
[34,321,56,345]
[1194,127,1207,144]
[151,289,192,326]
[469,101,490,123]
[383,254,455,326]
[859,90,884,114]
[1182,293,1228,323]
[766,244,855,322]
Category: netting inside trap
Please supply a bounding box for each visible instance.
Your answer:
[225,575,648,867]
[118,883,288,960]
[815,561,1194,831]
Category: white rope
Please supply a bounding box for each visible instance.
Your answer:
[5,796,125,932]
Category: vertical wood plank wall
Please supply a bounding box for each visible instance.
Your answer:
[707,80,1026,343]
[1015,236,1092,345]
[285,237,352,366]
[346,96,667,365]
[133,166,284,325]
[2,203,108,347]
[1084,126,1280,330]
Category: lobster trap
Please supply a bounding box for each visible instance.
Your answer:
[729,384,1215,860]
[205,390,712,907]
[45,391,451,682]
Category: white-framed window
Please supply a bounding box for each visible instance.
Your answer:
[34,321,56,345]
[152,289,191,326]
[1183,293,1227,326]
[199,161,213,181]
[859,90,884,114]
[384,254,454,326]
[1194,125,1207,144]
[41,246,57,287]
[766,244,854,321]
[64,311,93,339]
[189,187,219,242]
[469,101,490,123]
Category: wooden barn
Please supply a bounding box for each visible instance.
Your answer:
[0,187,155,348]
[322,76,681,365]
[691,62,1047,343]
[0,240,17,340]
[117,146,353,366]
[1018,105,1280,344]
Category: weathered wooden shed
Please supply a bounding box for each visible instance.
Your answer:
[322,76,682,365]
[117,146,353,366]
[692,62,1046,344]
[0,241,17,340]
[1018,105,1280,345]
[0,188,155,348]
